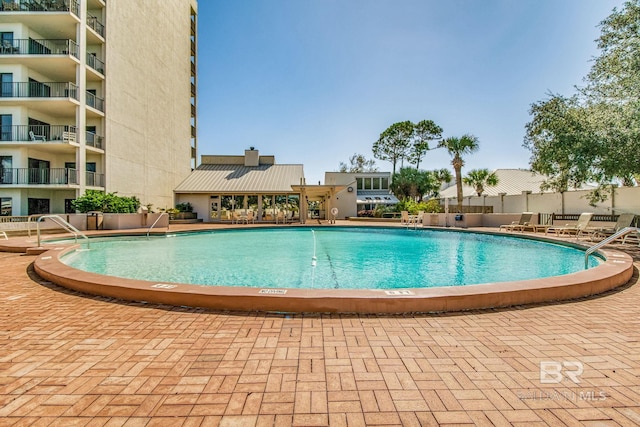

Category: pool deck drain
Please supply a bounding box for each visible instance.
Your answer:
[1,223,639,425]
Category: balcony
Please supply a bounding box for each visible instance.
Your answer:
[86,90,104,113]
[85,170,104,187]
[0,168,105,187]
[0,38,78,58]
[0,81,78,99]
[86,131,103,149]
[0,124,76,143]
[0,0,79,15]
[86,53,105,75]
[87,13,104,38]
[0,167,78,185]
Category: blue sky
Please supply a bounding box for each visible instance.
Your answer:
[196,0,625,184]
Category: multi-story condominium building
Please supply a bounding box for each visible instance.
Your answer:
[0,0,197,216]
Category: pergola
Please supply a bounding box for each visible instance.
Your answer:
[291,184,347,224]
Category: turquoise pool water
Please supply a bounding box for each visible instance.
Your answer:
[61,227,601,290]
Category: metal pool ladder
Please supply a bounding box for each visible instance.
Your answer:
[37,215,90,249]
[147,212,169,239]
[584,226,639,268]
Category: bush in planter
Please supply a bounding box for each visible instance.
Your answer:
[175,202,193,212]
[72,190,140,213]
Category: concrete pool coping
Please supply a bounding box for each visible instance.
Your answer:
[31,225,635,314]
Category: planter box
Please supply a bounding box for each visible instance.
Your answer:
[169,212,197,220]
[102,213,168,230]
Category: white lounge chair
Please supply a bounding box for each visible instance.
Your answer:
[499,212,533,232]
[546,213,593,237]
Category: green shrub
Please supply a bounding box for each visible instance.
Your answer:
[394,198,442,214]
[175,202,193,212]
[71,190,141,213]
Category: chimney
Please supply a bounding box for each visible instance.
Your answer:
[244,147,259,166]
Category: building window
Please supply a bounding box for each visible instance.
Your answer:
[381,177,389,190]
[0,114,12,141]
[1,73,12,97]
[372,178,381,190]
[356,177,363,190]
[65,199,74,214]
[28,198,49,215]
[0,155,11,183]
[0,197,10,216]
[363,178,372,190]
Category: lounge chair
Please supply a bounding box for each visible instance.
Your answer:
[545,213,593,237]
[589,213,636,241]
[499,212,533,232]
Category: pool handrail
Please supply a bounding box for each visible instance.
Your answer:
[146,212,169,239]
[37,214,89,248]
[584,226,639,268]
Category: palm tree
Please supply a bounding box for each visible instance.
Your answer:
[437,134,479,212]
[463,168,499,196]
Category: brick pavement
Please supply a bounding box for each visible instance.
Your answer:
[0,238,639,426]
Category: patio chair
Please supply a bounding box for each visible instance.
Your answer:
[400,210,409,225]
[545,212,593,237]
[242,211,255,224]
[29,130,46,141]
[499,212,533,232]
[589,213,636,241]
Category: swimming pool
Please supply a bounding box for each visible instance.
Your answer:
[60,227,601,290]
[35,225,633,313]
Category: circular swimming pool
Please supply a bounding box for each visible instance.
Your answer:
[60,227,601,290]
[35,226,633,313]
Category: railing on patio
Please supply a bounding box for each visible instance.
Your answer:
[0,124,76,142]
[0,81,78,100]
[0,167,79,185]
[86,131,104,149]
[87,53,105,75]
[86,91,104,112]
[85,171,105,187]
[0,38,79,58]
[87,13,105,37]
[1,0,79,14]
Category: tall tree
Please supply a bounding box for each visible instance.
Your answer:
[524,0,640,202]
[523,94,596,193]
[463,169,499,196]
[437,134,480,212]
[390,168,440,201]
[372,121,413,175]
[338,153,378,173]
[408,120,443,170]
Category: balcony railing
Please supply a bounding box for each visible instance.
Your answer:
[86,53,105,75]
[0,124,76,142]
[85,170,105,187]
[0,81,78,100]
[86,91,104,112]
[1,0,79,15]
[86,131,103,149]
[0,39,79,59]
[87,13,105,38]
[0,168,79,185]
[0,168,105,186]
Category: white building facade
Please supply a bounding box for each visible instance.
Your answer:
[0,0,197,216]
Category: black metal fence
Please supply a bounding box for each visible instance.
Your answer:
[0,38,78,58]
[0,124,76,142]
[0,81,78,99]
[0,0,79,15]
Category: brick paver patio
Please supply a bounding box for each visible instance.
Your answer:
[1,229,639,426]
